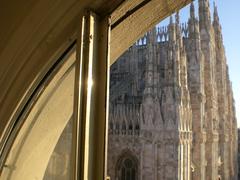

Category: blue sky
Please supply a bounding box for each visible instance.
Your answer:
[158,0,240,127]
[217,0,240,127]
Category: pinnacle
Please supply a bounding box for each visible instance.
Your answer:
[169,15,173,25]
[213,1,219,23]
[175,11,180,25]
[190,2,195,19]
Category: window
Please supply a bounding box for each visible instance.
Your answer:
[117,155,138,180]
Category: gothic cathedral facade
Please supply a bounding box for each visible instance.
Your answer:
[107,0,238,179]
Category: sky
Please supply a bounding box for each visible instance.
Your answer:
[158,0,240,127]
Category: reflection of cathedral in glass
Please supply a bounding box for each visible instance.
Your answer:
[107,1,238,180]
[43,119,72,180]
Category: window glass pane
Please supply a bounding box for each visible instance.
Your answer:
[43,118,73,180]
[1,51,75,180]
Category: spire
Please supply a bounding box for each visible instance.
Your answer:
[175,12,180,35]
[168,16,176,42]
[144,26,157,97]
[188,2,199,39]
[213,2,219,24]
[175,11,180,26]
[166,15,181,87]
[213,2,223,47]
[198,0,211,30]
[190,3,195,19]
[148,26,157,44]
[175,12,183,48]
[170,15,173,24]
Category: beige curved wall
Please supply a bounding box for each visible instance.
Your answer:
[0,0,81,142]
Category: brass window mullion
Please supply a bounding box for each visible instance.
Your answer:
[72,11,110,180]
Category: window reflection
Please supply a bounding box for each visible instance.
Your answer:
[0,51,75,180]
[43,119,72,180]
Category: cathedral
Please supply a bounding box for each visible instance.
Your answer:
[107,0,238,179]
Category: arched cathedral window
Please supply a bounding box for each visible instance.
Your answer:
[117,155,138,180]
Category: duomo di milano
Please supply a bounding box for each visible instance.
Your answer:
[107,0,238,179]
